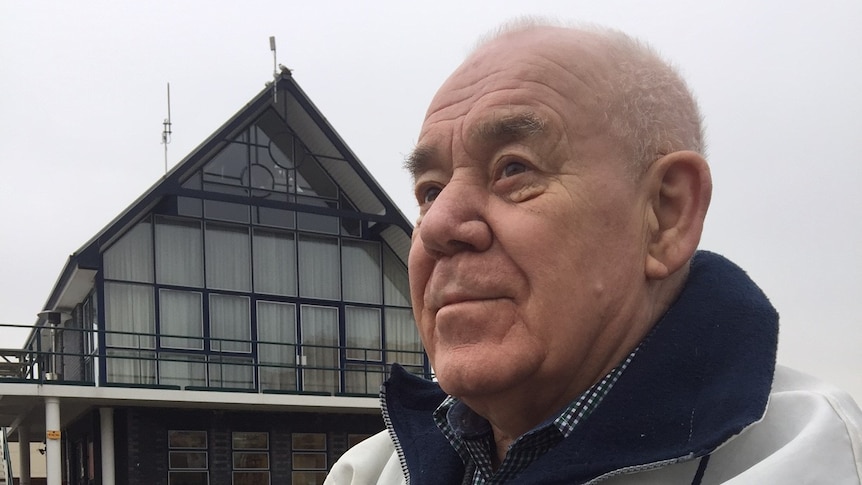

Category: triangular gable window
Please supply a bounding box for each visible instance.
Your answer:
[186,109,339,202]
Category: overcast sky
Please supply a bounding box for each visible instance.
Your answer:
[1,1,859,402]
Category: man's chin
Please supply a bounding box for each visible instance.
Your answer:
[434,355,536,400]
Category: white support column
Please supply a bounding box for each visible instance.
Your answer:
[99,408,116,485]
[44,397,61,485]
[17,424,31,485]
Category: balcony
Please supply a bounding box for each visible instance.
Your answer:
[0,323,428,396]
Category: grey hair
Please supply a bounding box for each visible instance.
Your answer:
[474,18,707,174]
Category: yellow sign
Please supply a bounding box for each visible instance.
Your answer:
[46,430,61,440]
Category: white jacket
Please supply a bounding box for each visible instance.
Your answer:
[327,253,862,484]
[328,366,862,484]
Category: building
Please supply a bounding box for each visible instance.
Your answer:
[0,68,427,485]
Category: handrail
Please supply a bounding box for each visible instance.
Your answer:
[0,322,428,395]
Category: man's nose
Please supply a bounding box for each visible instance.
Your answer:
[417,179,493,258]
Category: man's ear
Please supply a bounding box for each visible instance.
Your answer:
[644,150,712,280]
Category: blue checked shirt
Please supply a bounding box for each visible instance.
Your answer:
[433,350,637,484]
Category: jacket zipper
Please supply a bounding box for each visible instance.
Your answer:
[380,385,411,484]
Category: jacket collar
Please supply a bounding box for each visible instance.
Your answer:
[383,251,779,484]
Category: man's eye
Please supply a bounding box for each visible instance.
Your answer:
[422,186,442,203]
[501,161,528,178]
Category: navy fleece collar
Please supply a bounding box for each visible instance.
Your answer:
[383,251,779,484]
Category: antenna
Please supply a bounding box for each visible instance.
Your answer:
[269,36,278,103]
[161,82,172,174]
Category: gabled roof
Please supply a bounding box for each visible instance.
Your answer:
[31,68,413,334]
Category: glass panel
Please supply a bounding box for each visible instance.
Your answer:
[204,200,250,223]
[205,224,251,292]
[233,472,269,485]
[291,471,325,485]
[233,432,268,450]
[170,452,208,469]
[203,140,248,188]
[255,111,298,171]
[106,349,156,385]
[296,212,340,234]
[182,172,202,191]
[233,452,269,469]
[103,221,153,283]
[253,207,295,229]
[344,362,384,395]
[168,431,208,449]
[292,453,326,470]
[159,353,206,388]
[342,240,382,304]
[209,294,250,352]
[177,197,202,218]
[298,236,340,300]
[253,229,296,296]
[168,471,208,485]
[300,306,339,393]
[156,218,203,287]
[340,216,361,237]
[295,152,338,199]
[383,245,411,307]
[250,126,292,195]
[208,356,253,389]
[104,282,154,348]
[385,308,423,367]
[291,433,325,451]
[159,290,203,349]
[257,301,297,391]
[345,307,381,360]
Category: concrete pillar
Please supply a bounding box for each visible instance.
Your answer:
[99,408,115,485]
[17,424,31,485]
[44,397,61,485]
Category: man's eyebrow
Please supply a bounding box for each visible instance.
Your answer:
[403,144,437,180]
[473,111,546,144]
[403,112,546,180]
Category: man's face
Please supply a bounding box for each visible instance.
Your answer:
[408,30,655,405]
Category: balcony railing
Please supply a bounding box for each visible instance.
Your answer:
[0,323,428,397]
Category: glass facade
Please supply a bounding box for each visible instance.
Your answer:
[98,109,424,394]
[13,74,426,485]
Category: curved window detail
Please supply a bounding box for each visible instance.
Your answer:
[199,110,339,203]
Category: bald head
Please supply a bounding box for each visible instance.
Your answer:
[451,21,705,175]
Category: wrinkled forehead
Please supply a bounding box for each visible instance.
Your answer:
[420,28,616,142]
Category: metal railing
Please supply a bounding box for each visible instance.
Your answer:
[0,323,427,396]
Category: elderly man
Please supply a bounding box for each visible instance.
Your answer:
[327,22,862,484]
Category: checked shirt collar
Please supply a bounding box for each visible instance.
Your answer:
[433,349,637,484]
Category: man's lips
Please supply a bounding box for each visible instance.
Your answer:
[429,290,509,313]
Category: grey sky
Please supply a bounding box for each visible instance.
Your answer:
[1,0,860,402]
